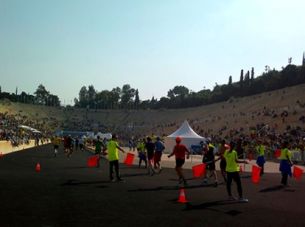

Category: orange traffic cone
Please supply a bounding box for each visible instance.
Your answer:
[35,163,41,172]
[177,188,188,203]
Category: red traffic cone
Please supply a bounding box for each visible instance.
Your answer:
[35,163,41,172]
[177,188,188,203]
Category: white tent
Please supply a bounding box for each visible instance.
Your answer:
[87,132,112,140]
[18,125,41,134]
[164,120,205,153]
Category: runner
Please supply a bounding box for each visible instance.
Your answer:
[168,136,190,186]
[52,136,61,157]
[95,136,105,168]
[145,137,155,176]
[224,141,249,202]
[79,136,85,151]
[279,141,293,186]
[105,134,125,182]
[154,137,165,173]
[256,140,266,176]
[216,139,227,182]
[137,138,147,168]
[65,135,73,158]
[202,139,218,186]
[74,137,79,151]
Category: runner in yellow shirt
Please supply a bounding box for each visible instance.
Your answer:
[279,141,293,186]
[224,141,249,202]
[105,134,125,182]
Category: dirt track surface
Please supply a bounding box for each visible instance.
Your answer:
[0,144,305,227]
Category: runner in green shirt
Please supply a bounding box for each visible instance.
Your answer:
[105,134,125,182]
[279,141,293,186]
[224,141,249,202]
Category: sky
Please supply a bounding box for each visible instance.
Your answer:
[1,0,305,105]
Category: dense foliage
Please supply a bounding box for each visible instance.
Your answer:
[73,64,305,109]
[1,63,305,109]
[0,84,60,107]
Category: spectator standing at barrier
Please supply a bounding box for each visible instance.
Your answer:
[105,134,125,182]
[145,137,155,176]
[224,141,248,202]
[256,140,266,176]
[137,138,147,168]
[168,137,190,186]
[154,137,165,172]
[279,141,293,186]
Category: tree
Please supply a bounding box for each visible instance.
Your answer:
[167,86,189,99]
[48,94,60,106]
[78,86,88,108]
[34,84,49,105]
[121,84,135,109]
[251,67,255,80]
[134,89,140,109]
[87,85,96,109]
[109,87,121,109]
[228,75,232,85]
[240,69,244,88]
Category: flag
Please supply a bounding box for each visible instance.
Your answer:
[293,166,303,180]
[192,163,206,178]
[87,155,99,167]
[124,153,135,166]
[251,165,261,184]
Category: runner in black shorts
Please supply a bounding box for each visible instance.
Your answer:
[168,137,190,186]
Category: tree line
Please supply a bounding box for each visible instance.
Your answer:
[0,84,60,107]
[74,64,305,109]
[1,63,305,109]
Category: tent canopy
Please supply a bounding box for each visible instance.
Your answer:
[168,120,203,139]
[18,125,41,133]
[164,120,205,153]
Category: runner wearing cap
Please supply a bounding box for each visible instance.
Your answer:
[168,136,190,186]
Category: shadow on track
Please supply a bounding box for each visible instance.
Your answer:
[182,200,245,216]
[61,179,109,187]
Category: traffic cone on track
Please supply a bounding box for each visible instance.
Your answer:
[35,163,41,172]
[177,188,188,203]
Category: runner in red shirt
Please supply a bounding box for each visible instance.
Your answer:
[168,137,190,186]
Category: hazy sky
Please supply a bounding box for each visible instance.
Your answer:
[1,0,305,105]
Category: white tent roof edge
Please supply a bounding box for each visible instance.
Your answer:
[167,120,204,139]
